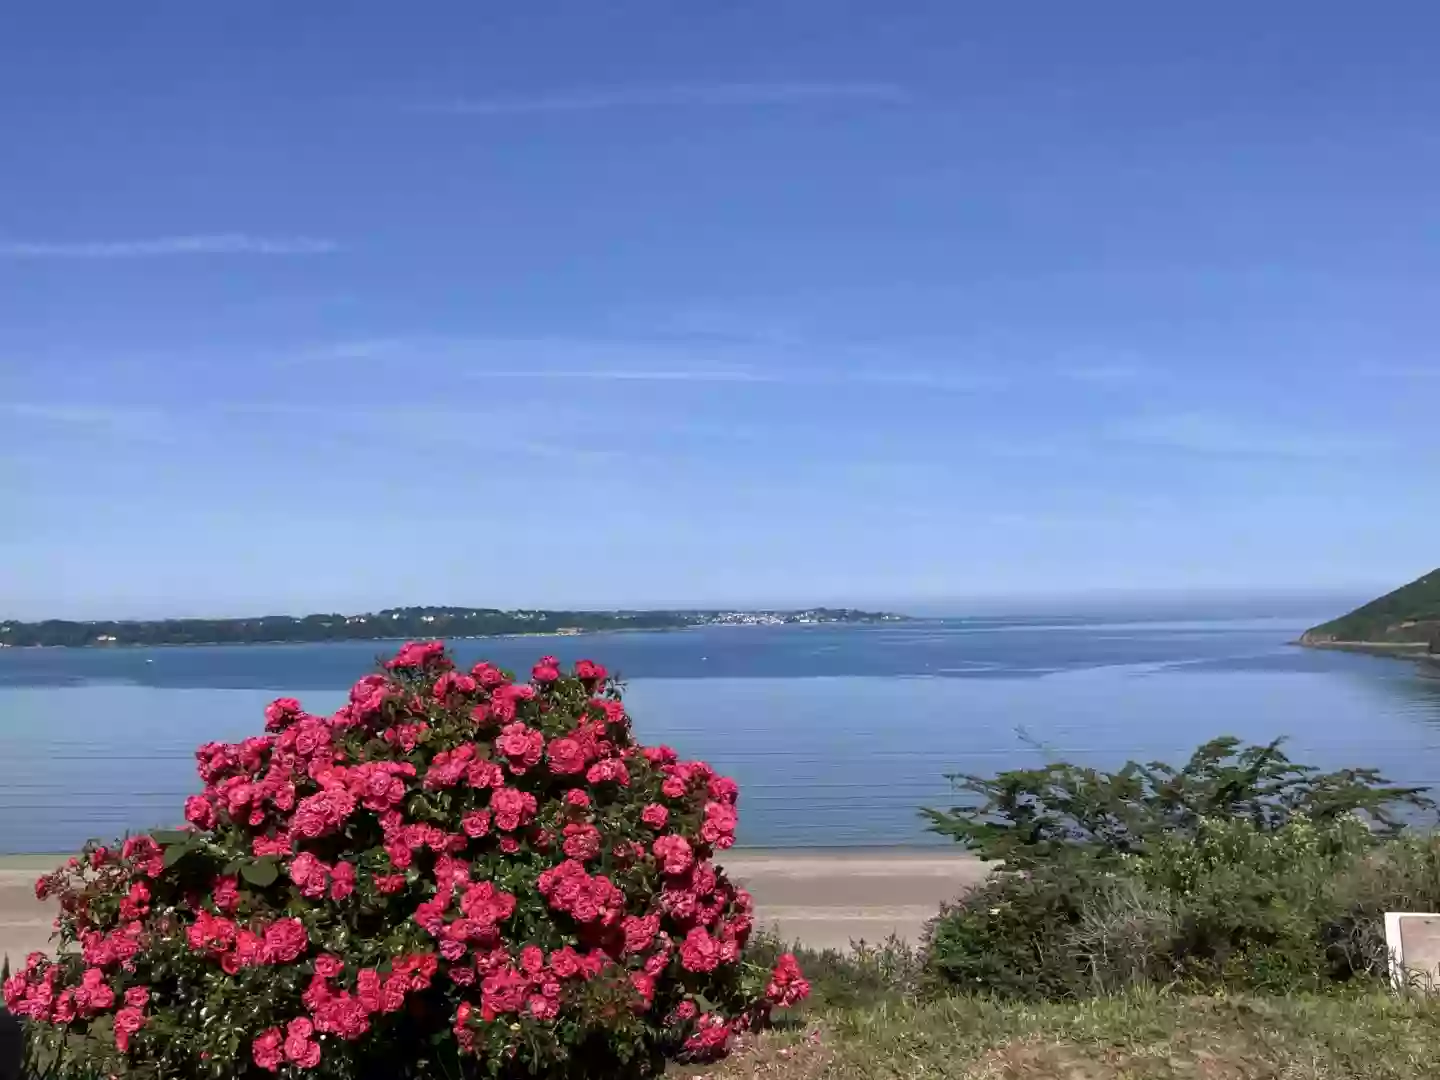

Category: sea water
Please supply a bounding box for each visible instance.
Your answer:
[2,617,1438,852]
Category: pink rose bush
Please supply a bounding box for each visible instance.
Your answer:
[8,644,805,1078]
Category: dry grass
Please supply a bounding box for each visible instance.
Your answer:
[689,989,1440,1080]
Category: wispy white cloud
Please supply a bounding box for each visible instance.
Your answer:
[289,335,999,391]
[853,370,1003,392]
[0,234,340,259]
[468,366,1001,392]
[465,368,775,383]
[223,402,632,465]
[421,81,909,116]
[1108,412,1378,459]
[0,402,173,441]
[289,338,415,362]
[1064,362,1152,386]
[2,398,626,465]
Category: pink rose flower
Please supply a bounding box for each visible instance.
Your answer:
[562,823,601,861]
[261,918,309,965]
[264,697,303,732]
[490,787,537,832]
[574,659,607,683]
[113,1005,145,1053]
[766,953,811,1007]
[184,795,217,830]
[373,873,407,895]
[546,736,587,775]
[621,913,660,955]
[586,758,630,787]
[652,834,694,876]
[252,1027,284,1071]
[496,722,545,775]
[284,1017,322,1069]
[329,860,356,901]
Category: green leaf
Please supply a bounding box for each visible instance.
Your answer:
[241,857,280,887]
[162,842,196,868]
[694,993,714,1013]
[152,829,192,846]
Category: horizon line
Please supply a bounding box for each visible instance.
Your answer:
[0,584,1388,627]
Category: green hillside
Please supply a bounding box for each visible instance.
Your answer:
[1301,568,1440,648]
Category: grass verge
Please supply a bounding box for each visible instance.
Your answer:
[690,936,1440,1079]
[693,989,1440,1080]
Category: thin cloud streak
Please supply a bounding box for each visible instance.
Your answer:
[223,402,636,465]
[3,399,627,465]
[1108,413,1378,459]
[0,402,173,441]
[0,234,340,259]
[288,336,998,390]
[469,369,774,383]
[471,368,999,391]
[423,81,909,116]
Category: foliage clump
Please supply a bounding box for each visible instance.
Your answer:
[6,643,807,1078]
[921,737,1440,998]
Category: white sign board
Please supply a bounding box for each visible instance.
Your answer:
[1384,912,1440,991]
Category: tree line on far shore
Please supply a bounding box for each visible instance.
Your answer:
[0,606,902,648]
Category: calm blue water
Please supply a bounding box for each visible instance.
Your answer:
[2,619,1439,852]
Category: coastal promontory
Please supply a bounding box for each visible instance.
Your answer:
[1300,568,1440,652]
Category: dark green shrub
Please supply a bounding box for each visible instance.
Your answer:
[1136,817,1371,992]
[921,737,1431,870]
[923,818,1378,998]
[1066,874,1177,993]
[922,864,1091,999]
[1324,833,1440,980]
[921,738,1440,1000]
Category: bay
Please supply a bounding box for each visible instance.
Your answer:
[2,617,1439,853]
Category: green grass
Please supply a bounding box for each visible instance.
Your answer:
[701,989,1440,1080]
[701,935,1440,1079]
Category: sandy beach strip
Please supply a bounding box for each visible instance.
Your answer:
[718,850,991,951]
[0,856,67,963]
[0,850,990,961]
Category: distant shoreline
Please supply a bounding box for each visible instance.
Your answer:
[1295,638,1440,681]
[0,609,913,651]
[0,627,650,651]
[0,622,905,652]
[1295,638,1432,657]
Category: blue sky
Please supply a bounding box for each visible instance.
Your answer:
[2,3,1438,618]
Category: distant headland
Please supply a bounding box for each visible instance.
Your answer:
[0,606,911,649]
[1299,568,1440,667]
